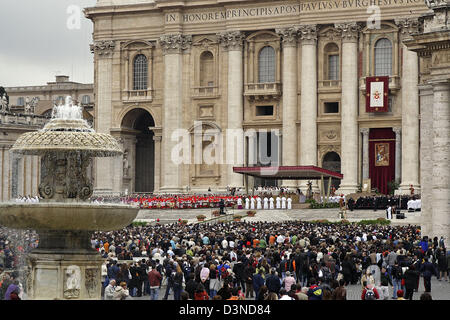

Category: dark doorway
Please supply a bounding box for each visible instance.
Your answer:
[122,109,155,193]
[322,152,341,191]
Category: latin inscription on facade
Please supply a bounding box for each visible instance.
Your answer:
[165,0,423,24]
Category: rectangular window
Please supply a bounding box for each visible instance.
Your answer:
[328,55,339,80]
[324,102,339,114]
[256,105,274,116]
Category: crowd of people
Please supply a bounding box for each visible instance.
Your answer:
[0,227,39,300]
[347,195,420,212]
[91,220,448,301]
[90,193,297,211]
[1,217,448,301]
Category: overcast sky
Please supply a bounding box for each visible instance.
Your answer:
[0,0,96,87]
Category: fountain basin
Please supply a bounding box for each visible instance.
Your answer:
[0,202,139,231]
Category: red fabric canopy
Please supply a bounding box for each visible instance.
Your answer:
[233,165,343,180]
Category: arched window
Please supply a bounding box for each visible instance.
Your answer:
[133,54,148,90]
[82,95,90,104]
[200,51,214,87]
[258,46,276,83]
[374,38,392,76]
[324,43,339,81]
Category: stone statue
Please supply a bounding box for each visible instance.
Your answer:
[0,94,8,112]
[306,181,313,200]
[0,87,10,113]
[25,97,31,113]
[123,151,130,177]
[23,96,38,114]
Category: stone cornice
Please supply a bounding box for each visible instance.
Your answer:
[158,34,192,54]
[90,40,116,57]
[334,22,361,42]
[275,26,298,48]
[403,30,450,56]
[217,31,245,51]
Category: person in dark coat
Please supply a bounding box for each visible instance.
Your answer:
[403,265,420,300]
[420,258,438,293]
[253,269,265,299]
[232,258,246,293]
[437,249,448,281]
[347,198,355,211]
[265,268,281,294]
[243,262,255,298]
[341,255,353,286]
[184,273,197,300]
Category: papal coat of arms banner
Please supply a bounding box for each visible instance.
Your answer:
[366,76,389,112]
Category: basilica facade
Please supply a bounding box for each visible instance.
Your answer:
[85,0,448,227]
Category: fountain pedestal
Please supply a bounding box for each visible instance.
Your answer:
[27,251,103,300]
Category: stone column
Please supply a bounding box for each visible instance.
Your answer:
[418,85,434,238]
[396,18,421,193]
[335,22,361,195]
[218,31,245,189]
[90,40,115,195]
[360,128,370,181]
[158,34,192,193]
[393,127,402,183]
[153,133,162,193]
[298,25,318,191]
[403,3,450,241]
[431,81,450,239]
[276,26,299,188]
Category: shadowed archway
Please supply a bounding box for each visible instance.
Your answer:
[121,108,155,193]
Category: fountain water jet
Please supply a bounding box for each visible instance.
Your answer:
[0,97,139,299]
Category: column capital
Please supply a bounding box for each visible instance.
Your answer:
[392,127,402,135]
[360,127,370,136]
[395,17,421,41]
[334,22,361,43]
[297,24,318,45]
[217,31,245,51]
[90,40,116,57]
[159,34,192,55]
[275,26,299,48]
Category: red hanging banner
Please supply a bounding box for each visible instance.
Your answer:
[365,76,389,113]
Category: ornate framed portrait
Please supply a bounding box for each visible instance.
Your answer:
[375,143,389,166]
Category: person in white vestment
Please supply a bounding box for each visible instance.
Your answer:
[281,196,287,209]
[245,197,250,210]
[276,196,281,209]
[256,196,262,210]
[287,197,292,210]
[237,197,243,209]
[263,197,269,210]
[250,197,256,210]
[269,197,274,209]
[386,205,392,220]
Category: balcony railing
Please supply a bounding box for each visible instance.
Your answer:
[244,82,282,100]
[123,89,153,102]
[191,86,219,98]
[318,80,341,88]
[359,76,401,93]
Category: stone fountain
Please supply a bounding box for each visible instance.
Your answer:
[0,97,139,300]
